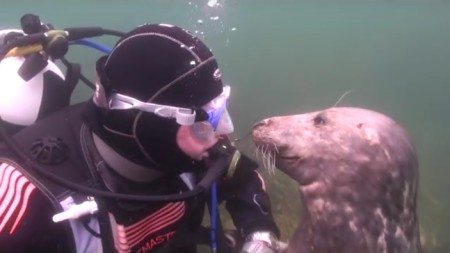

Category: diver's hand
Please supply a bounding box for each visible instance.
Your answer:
[240,231,286,253]
[241,240,275,253]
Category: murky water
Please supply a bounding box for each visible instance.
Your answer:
[2,0,449,252]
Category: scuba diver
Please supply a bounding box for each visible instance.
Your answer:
[0,22,282,253]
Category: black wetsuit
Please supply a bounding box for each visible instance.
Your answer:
[0,102,279,253]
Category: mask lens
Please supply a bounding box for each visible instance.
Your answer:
[207,105,226,130]
[214,108,234,135]
[202,85,234,135]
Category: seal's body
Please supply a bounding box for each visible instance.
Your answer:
[252,107,421,253]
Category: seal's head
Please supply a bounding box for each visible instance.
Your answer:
[252,107,421,253]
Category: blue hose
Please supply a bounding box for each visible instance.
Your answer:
[70,39,112,54]
[210,182,218,253]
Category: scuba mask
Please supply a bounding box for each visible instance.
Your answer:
[98,83,235,144]
[190,85,234,144]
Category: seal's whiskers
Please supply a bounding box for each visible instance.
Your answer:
[269,149,276,175]
[333,90,352,107]
[255,144,278,175]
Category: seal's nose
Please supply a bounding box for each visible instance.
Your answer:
[252,119,271,130]
[252,119,270,141]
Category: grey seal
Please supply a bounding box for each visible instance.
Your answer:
[252,107,421,253]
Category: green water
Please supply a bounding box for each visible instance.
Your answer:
[2,0,450,252]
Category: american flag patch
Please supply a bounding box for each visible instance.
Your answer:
[0,162,36,235]
[111,201,186,253]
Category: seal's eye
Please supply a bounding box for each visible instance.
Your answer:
[313,114,327,126]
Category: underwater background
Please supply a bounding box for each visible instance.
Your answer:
[1,0,449,252]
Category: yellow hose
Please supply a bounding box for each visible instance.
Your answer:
[5,44,43,58]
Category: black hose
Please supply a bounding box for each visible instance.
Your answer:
[60,57,95,89]
[101,29,126,37]
[0,117,205,202]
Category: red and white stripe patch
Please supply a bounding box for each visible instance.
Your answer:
[0,162,36,235]
[112,201,185,252]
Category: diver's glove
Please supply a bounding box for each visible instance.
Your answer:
[240,231,286,253]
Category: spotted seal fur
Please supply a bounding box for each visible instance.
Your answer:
[252,107,421,253]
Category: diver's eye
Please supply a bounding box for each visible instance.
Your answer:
[313,114,327,126]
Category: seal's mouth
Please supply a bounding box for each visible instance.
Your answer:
[278,155,300,160]
[276,154,305,173]
[253,142,304,175]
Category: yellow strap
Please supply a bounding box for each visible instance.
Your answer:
[227,150,241,179]
[5,44,43,58]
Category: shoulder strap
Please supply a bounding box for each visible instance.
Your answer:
[79,123,117,253]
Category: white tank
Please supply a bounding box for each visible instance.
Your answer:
[0,29,66,127]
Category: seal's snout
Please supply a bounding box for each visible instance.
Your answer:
[252,119,273,144]
[253,118,274,132]
[252,118,272,130]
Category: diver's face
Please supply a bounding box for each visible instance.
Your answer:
[176,125,219,160]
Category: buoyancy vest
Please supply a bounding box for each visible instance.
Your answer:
[0,102,205,253]
[0,102,100,252]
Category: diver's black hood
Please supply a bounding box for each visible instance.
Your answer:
[92,24,223,173]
